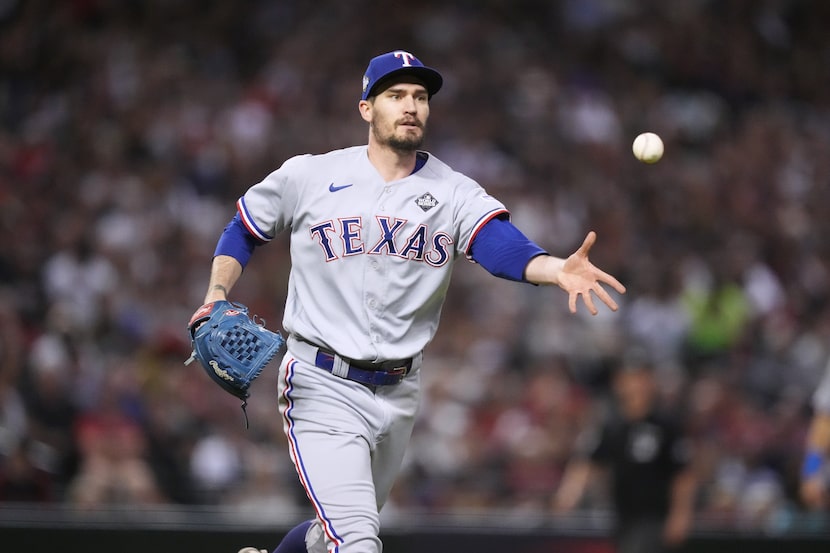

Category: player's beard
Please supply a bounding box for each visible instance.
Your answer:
[371,117,425,153]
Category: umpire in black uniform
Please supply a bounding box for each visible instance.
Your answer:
[554,351,698,553]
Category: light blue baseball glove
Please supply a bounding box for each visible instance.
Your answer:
[186,300,284,426]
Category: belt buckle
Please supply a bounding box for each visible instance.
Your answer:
[387,365,407,377]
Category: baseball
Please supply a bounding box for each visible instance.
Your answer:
[632,132,664,164]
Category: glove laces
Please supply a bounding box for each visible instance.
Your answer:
[240,398,251,429]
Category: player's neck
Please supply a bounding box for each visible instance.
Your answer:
[366,141,418,182]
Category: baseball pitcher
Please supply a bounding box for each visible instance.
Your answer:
[188,50,626,553]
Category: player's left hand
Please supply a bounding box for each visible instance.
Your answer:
[557,231,626,315]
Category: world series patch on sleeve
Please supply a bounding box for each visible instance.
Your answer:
[185,300,285,425]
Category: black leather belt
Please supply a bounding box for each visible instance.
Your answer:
[300,339,412,387]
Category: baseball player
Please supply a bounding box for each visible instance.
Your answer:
[193,50,626,553]
[801,359,830,510]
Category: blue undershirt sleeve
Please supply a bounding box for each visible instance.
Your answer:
[213,213,262,269]
[469,215,548,282]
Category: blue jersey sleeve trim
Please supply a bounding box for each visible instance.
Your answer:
[236,197,273,242]
[469,216,548,282]
[214,213,262,268]
[466,208,510,256]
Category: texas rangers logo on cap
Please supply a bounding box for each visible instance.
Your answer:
[361,50,443,101]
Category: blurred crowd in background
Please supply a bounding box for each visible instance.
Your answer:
[1,0,830,536]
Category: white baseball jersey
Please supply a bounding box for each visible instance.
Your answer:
[237,145,507,361]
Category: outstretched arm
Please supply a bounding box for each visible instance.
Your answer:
[524,231,626,315]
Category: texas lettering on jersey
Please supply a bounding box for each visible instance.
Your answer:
[309,215,453,267]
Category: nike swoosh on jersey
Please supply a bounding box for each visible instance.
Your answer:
[329,183,354,192]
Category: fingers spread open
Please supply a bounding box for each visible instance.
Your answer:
[576,231,597,257]
[593,284,619,312]
[595,267,627,294]
[582,291,599,315]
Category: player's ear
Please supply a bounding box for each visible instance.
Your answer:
[358,99,372,123]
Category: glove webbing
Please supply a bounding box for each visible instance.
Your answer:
[222,327,269,364]
[224,323,268,428]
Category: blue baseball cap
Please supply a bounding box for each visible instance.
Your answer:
[361,50,443,101]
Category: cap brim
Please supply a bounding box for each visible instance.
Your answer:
[366,66,443,99]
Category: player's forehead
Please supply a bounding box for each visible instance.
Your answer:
[373,76,429,96]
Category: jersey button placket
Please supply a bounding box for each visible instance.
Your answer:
[380,186,393,210]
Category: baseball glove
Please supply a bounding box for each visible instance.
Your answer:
[185,300,285,426]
